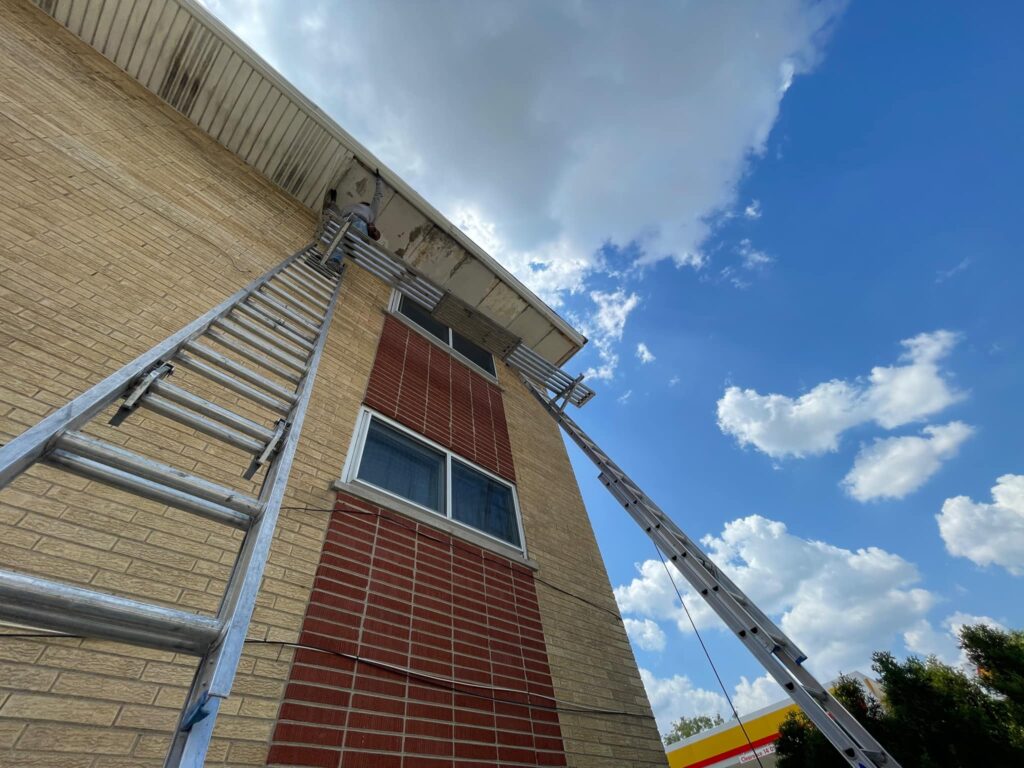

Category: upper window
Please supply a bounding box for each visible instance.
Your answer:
[396,295,496,376]
[347,410,522,549]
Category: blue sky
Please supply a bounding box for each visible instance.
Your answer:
[201,0,1024,733]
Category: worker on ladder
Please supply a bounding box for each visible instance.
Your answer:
[320,168,385,270]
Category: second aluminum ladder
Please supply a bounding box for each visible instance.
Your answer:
[524,377,902,768]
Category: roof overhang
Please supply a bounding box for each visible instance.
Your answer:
[32,0,587,366]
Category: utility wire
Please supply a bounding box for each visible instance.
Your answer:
[654,545,766,768]
[0,632,648,719]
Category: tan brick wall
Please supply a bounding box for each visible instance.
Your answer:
[0,2,388,765]
[0,2,663,766]
[498,368,667,767]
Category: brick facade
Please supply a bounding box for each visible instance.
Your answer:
[365,315,515,482]
[267,493,566,768]
[0,2,665,766]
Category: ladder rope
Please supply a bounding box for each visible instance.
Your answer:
[654,546,766,768]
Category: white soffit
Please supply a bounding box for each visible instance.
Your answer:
[32,0,587,366]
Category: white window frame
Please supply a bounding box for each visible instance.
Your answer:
[387,290,498,381]
[341,407,526,553]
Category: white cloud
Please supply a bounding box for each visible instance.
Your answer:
[198,0,847,305]
[577,289,641,381]
[717,330,964,458]
[935,257,972,284]
[744,200,763,220]
[637,342,656,364]
[669,375,681,387]
[615,515,936,678]
[617,389,633,405]
[738,238,773,269]
[624,618,667,652]
[732,674,783,714]
[937,474,1024,575]
[905,612,1006,668]
[640,669,789,733]
[639,669,728,734]
[842,421,974,502]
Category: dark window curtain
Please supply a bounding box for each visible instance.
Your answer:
[398,296,449,343]
[451,330,496,375]
[357,419,445,512]
[451,460,519,546]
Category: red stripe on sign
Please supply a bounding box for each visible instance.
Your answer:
[686,733,779,768]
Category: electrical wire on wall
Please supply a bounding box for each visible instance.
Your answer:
[0,631,651,720]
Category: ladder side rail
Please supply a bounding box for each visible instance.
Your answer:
[615,484,885,768]
[164,265,346,767]
[618,480,807,663]
[548,400,805,662]
[0,246,314,489]
[521,376,901,768]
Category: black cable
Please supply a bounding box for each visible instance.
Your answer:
[279,505,624,621]
[0,632,648,719]
[654,546,767,768]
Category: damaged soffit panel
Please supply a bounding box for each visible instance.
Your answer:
[32,0,587,367]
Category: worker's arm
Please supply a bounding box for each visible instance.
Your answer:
[369,169,385,222]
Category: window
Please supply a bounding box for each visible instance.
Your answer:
[347,410,523,549]
[396,295,496,376]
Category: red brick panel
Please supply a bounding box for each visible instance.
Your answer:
[267,494,567,768]
[364,316,516,482]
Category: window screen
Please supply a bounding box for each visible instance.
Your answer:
[357,419,445,512]
[451,460,520,547]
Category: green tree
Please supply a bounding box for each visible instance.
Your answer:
[776,625,1024,768]
[663,712,725,745]
[776,675,882,768]
[960,623,1024,728]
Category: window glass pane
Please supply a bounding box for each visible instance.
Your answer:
[451,460,520,546]
[398,296,449,343]
[451,330,496,375]
[357,419,445,512]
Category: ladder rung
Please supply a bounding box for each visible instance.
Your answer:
[176,352,292,415]
[234,302,315,353]
[296,258,338,285]
[213,319,306,373]
[249,292,320,336]
[56,431,261,516]
[0,568,222,655]
[263,281,324,321]
[279,269,331,304]
[275,272,330,310]
[140,393,266,455]
[183,341,297,403]
[47,449,252,529]
[292,257,336,287]
[152,382,274,443]
[205,328,302,384]
[225,313,309,362]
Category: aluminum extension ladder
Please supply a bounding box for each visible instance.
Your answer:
[0,244,344,766]
[525,378,902,768]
